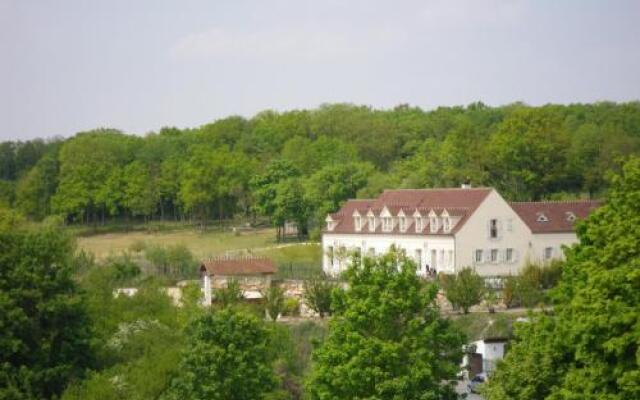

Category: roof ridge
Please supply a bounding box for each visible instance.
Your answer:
[511,199,601,204]
[383,187,492,192]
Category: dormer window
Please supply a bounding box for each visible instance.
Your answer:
[354,215,362,231]
[566,212,576,222]
[382,217,392,232]
[325,216,335,231]
[537,213,548,222]
[399,216,406,232]
[443,217,451,233]
[368,216,375,232]
[429,211,439,233]
[415,217,422,232]
[442,210,451,233]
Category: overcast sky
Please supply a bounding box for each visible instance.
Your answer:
[1,0,639,140]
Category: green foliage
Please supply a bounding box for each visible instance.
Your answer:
[162,309,277,400]
[143,243,197,279]
[441,267,486,313]
[282,297,301,317]
[302,274,338,318]
[2,102,640,229]
[263,284,286,321]
[0,226,94,399]
[501,261,564,308]
[214,279,244,308]
[307,252,465,399]
[485,156,640,400]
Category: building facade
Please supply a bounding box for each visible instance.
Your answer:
[322,187,600,277]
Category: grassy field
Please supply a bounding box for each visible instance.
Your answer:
[448,311,529,341]
[76,226,323,274]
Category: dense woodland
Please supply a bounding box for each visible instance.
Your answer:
[2,102,640,236]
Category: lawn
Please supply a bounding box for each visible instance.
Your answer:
[448,311,529,341]
[75,226,323,275]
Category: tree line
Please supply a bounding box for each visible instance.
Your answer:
[1,102,639,235]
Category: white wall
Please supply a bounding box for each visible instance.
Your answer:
[321,233,455,275]
[529,232,578,263]
[454,190,532,276]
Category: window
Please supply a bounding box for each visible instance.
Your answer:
[506,248,514,263]
[368,217,375,232]
[415,217,422,232]
[566,212,576,222]
[475,249,484,263]
[490,249,499,263]
[431,249,437,268]
[382,217,392,232]
[354,216,362,231]
[430,217,438,233]
[537,213,548,222]
[327,246,334,266]
[448,250,454,267]
[368,247,375,256]
[399,217,406,232]
[506,218,513,232]
[490,219,498,238]
[443,218,451,233]
[544,247,553,260]
[415,249,422,268]
[439,250,445,267]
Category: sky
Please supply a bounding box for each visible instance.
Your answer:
[1,0,639,140]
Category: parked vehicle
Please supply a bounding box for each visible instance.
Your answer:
[467,373,486,394]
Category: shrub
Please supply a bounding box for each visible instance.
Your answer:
[282,297,301,317]
[214,279,244,308]
[440,267,485,314]
[302,274,337,318]
[129,239,146,253]
[262,285,285,321]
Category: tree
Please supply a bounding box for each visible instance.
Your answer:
[302,274,337,318]
[262,285,285,321]
[484,156,640,400]
[0,226,94,399]
[162,309,277,400]
[440,267,485,314]
[122,160,157,220]
[15,154,59,219]
[214,279,244,308]
[307,252,465,399]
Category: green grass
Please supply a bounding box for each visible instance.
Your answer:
[75,226,323,276]
[256,244,323,280]
[448,311,528,341]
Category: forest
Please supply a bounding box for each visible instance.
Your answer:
[2,101,640,236]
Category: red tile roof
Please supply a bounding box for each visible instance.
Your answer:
[327,188,492,235]
[510,200,601,233]
[200,257,276,276]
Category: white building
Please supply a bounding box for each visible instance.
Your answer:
[322,187,600,277]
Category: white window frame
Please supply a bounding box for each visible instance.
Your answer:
[368,217,375,232]
[489,219,498,239]
[490,248,499,263]
[475,249,484,264]
[506,248,514,263]
[382,217,392,232]
[544,247,554,260]
[354,216,362,231]
[415,217,422,232]
[430,217,439,233]
[399,216,406,232]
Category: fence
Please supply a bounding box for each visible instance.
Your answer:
[274,262,323,280]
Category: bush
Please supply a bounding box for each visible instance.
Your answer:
[262,285,285,321]
[302,274,337,318]
[129,239,146,253]
[214,279,244,308]
[144,244,197,279]
[282,297,301,317]
[440,267,485,313]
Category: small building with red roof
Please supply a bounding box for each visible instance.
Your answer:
[200,256,276,305]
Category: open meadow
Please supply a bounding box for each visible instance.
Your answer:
[75,226,323,277]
